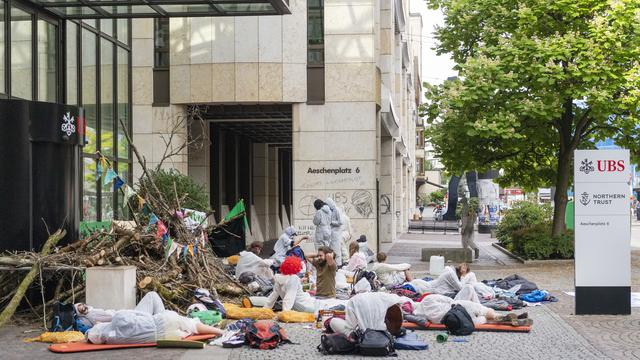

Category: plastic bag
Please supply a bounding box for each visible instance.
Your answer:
[354,278,372,294]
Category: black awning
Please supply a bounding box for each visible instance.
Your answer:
[29,0,290,18]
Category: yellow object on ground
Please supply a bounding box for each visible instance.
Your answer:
[24,331,86,343]
[277,310,316,323]
[224,303,275,320]
[227,255,240,265]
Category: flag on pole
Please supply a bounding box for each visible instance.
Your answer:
[224,199,249,230]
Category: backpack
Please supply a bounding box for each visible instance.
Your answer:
[317,333,357,355]
[49,302,77,332]
[394,332,428,350]
[351,269,379,294]
[441,304,475,336]
[245,320,292,350]
[357,329,396,357]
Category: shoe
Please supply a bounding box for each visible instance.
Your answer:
[517,312,528,319]
[241,297,252,308]
[512,318,533,327]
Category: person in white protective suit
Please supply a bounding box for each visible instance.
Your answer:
[370,252,414,287]
[328,292,409,337]
[271,226,308,266]
[313,199,332,249]
[413,294,532,326]
[325,197,344,266]
[409,265,481,303]
[457,263,495,300]
[339,212,353,264]
[235,241,274,281]
[264,256,316,313]
[85,292,224,344]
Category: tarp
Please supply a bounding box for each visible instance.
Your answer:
[209,200,248,257]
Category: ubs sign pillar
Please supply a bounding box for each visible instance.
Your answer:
[574,149,631,315]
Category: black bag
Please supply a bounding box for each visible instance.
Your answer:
[49,302,77,332]
[317,333,357,355]
[441,304,475,336]
[357,329,396,357]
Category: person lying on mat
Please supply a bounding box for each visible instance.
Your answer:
[86,292,223,344]
[370,252,414,287]
[263,256,317,313]
[413,294,532,326]
[75,290,168,328]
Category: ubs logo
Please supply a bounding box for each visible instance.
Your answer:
[579,192,590,206]
[61,112,76,137]
[579,159,594,174]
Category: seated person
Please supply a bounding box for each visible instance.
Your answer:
[411,265,478,301]
[264,256,316,313]
[236,241,274,281]
[85,292,224,344]
[339,242,367,276]
[308,246,337,298]
[456,262,494,300]
[414,294,532,326]
[328,292,408,337]
[371,252,413,287]
[356,235,376,263]
[271,226,308,266]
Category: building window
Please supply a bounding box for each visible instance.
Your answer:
[10,6,32,100]
[153,18,169,105]
[307,0,324,104]
[75,19,132,221]
[0,1,5,95]
[37,19,57,102]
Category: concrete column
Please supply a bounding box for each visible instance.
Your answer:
[188,120,210,197]
[252,143,269,241]
[395,152,403,234]
[268,147,281,240]
[379,135,395,243]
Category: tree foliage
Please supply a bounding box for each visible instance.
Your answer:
[423,0,640,235]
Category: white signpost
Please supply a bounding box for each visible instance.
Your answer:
[574,149,631,314]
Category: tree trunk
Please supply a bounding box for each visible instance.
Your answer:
[552,152,572,237]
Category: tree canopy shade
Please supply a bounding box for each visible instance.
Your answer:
[422,0,640,236]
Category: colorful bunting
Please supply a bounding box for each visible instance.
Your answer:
[96,162,103,179]
[143,203,151,216]
[149,213,159,225]
[103,168,118,186]
[137,195,146,210]
[156,221,168,239]
[113,176,125,191]
[181,245,188,259]
[165,237,176,258]
[188,244,194,257]
[123,185,136,203]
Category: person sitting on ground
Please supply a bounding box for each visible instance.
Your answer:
[410,264,479,300]
[308,246,337,298]
[313,200,332,249]
[455,262,494,300]
[263,256,317,313]
[85,291,224,344]
[356,235,376,263]
[328,292,408,337]
[413,293,532,326]
[271,226,308,266]
[340,242,367,275]
[371,252,414,287]
[236,241,275,281]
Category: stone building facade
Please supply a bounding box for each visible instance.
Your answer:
[130,0,423,250]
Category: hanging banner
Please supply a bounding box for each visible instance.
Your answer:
[574,149,631,315]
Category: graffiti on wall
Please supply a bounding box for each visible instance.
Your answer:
[379,194,391,215]
[297,190,375,218]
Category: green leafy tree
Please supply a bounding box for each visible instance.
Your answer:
[423,0,640,236]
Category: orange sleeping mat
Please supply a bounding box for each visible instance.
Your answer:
[402,321,531,333]
[48,334,217,353]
